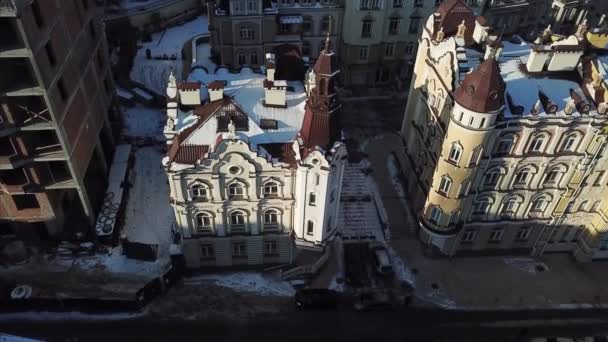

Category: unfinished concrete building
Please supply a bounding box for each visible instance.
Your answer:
[0,0,115,246]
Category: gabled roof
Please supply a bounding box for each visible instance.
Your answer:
[454,58,505,113]
[434,0,476,44]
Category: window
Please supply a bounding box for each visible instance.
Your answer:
[306,220,314,235]
[200,245,214,259]
[321,16,332,33]
[263,209,279,230]
[415,0,424,7]
[429,206,442,224]
[502,198,518,213]
[303,16,312,33]
[263,182,278,197]
[359,46,369,60]
[45,43,56,66]
[260,119,278,130]
[232,243,247,258]
[57,78,68,102]
[314,173,320,185]
[562,134,577,152]
[489,228,503,242]
[194,212,212,234]
[247,0,258,11]
[483,170,499,188]
[309,192,316,206]
[495,136,514,156]
[461,229,476,243]
[360,0,381,9]
[479,118,486,128]
[449,210,460,225]
[458,179,471,197]
[409,17,420,34]
[544,169,560,186]
[516,227,530,241]
[388,18,400,35]
[438,176,451,196]
[468,116,474,126]
[594,170,605,186]
[530,197,547,212]
[230,211,246,232]
[191,184,208,201]
[393,0,403,7]
[13,194,39,210]
[591,201,602,212]
[468,146,482,167]
[361,20,372,37]
[238,53,247,65]
[448,143,462,164]
[473,198,490,215]
[264,241,278,256]
[514,169,530,186]
[529,135,546,153]
[228,183,244,199]
[250,52,258,65]
[239,27,255,40]
[405,42,414,54]
[579,200,588,211]
[385,43,395,57]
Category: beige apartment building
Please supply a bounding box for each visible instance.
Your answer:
[400,0,608,261]
[0,0,115,245]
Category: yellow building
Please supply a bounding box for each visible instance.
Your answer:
[400,0,608,261]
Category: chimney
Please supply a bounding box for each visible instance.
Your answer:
[526,46,551,72]
[266,53,276,81]
[456,20,467,39]
[208,80,224,102]
[484,37,503,60]
[264,79,287,108]
[177,82,202,106]
[435,27,445,42]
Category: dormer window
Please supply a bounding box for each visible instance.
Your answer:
[260,119,278,130]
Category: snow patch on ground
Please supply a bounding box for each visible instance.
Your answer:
[328,275,345,293]
[130,16,208,95]
[122,105,166,138]
[503,258,549,274]
[386,154,408,212]
[193,41,217,72]
[0,310,144,322]
[387,247,414,286]
[184,273,295,297]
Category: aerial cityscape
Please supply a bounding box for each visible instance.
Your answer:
[1,0,608,341]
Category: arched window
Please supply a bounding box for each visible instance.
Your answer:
[238,52,247,65]
[544,168,561,186]
[458,179,471,197]
[528,134,547,153]
[191,183,209,201]
[562,134,578,152]
[591,200,602,212]
[468,146,482,167]
[194,212,213,234]
[502,197,519,213]
[227,182,245,200]
[494,134,515,156]
[530,196,549,213]
[263,209,279,230]
[229,210,247,233]
[473,198,491,215]
[429,206,442,224]
[579,200,589,211]
[484,168,502,187]
[250,51,258,65]
[449,210,460,225]
[263,181,279,197]
[514,168,532,186]
[448,143,462,164]
[438,175,452,196]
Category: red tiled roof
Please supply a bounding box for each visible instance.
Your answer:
[207,80,225,90]
[171,144,209,164]
[177,82,201,90]
[434,0,476,44]
[453,58,505,113]
[260,143,297,167]
[313,51,338,76]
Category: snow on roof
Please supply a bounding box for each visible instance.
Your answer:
[181,67,307,146]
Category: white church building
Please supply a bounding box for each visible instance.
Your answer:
[162,39,346,268]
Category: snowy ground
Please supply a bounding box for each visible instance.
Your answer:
[503,258,549,274]
[183,272,295,297]
[386,153,409,212]
[130,16,208,95]
[122,105,166,139]
[119,0,171,9]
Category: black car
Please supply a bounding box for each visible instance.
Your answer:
[295,289,340,310]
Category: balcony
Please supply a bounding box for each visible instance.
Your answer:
[0,18,30,58]
[0,131,64,169]
[0,58,42,97]
[0,96,53,136]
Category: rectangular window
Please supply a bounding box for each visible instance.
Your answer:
[239,27,255,40]
[359,46,369,60]
[200,245,214,259]
[594,170,605,186]
[45,43,57,66]
[361,20,372,37]
[264,241,278,256]
[306,221,314,235]
[388,18,400,35]
[405,43,414,54]
[314,173,320,185]
[232,243,247,258]
[309,193,316,206]
[489,228,503,242]
[409,18,420,34]
[385,43,395,57]
[516,227,530,241]
[13,194,40,210]
[360,0,381,9]
[57,78,68,102]
[247,0,257,11]
[260,119,278,130]
[415,0,423,6]
[461,229,476,243]
[393,0,403,7]
[458,180,470,197]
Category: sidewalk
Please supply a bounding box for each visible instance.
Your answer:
[366,134,608,311]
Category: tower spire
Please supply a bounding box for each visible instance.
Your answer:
[324,16,332,53]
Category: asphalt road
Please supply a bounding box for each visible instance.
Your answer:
[2,308,608,342]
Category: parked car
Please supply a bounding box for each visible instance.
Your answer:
[295,289,340,310]
[369,243,394,275]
